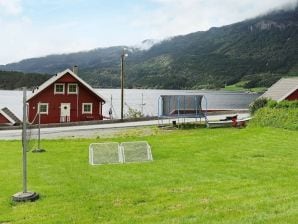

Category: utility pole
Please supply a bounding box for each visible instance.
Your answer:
[22,88,27,193]
[120,48,128,120]
[141,93,146,115]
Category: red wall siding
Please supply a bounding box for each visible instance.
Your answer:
[286,89,298,101]
[28,73,104,124]
[0,113,10,124]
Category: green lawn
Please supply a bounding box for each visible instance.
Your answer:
[222,81,267,93]
[0,127,297,223]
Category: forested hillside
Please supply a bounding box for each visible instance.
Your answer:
[0,71,51,90]
[0,7,297,90]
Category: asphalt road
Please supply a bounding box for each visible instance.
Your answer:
[0,113,250,140]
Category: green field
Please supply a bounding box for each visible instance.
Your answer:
[0,127,297,223]
[222,82,267,93]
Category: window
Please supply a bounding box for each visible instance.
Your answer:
[54,83,65,94]
[68,83,78,94]
[38,103,48,114]
[82,103,92,114]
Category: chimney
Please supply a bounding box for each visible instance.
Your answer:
[73,65,78,75]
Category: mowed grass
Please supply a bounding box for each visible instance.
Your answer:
[0,127,297,223]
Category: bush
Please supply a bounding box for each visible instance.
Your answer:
[267,100,298,109]
[125,107,144,119]
[249,107,298,130]
[249,97,268,114]
[275,100,298,109]
[267,100,278,108]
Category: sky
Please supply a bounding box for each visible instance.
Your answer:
[0,0,297,65]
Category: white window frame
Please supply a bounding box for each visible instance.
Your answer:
[38,103,49,114]
[82,103,93,114]
[68,83,78,94]
[99,102,101,114]
[54,83,65,94]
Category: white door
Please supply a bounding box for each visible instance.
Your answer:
[60,103,71,122]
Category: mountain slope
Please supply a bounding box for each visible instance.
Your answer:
[0,71,51,90]
[1,7,298,89]
[126,7,298,89]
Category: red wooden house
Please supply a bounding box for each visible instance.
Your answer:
[0,107,21,126]
[27,69,105,124]
[261,77,298,101]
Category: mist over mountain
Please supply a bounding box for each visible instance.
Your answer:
[1,6,298,90]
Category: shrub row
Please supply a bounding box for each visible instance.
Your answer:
[249,98,298,114]
[249,106,298,130]
[267,100,298,109]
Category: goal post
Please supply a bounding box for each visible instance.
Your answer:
[89,141,153,165]
[89,142,121,165]
[121,141,153,163]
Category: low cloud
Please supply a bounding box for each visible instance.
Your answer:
[0,0,297,64]
[0,18,101,64]
[0,0,22,15]
[132,0,298,39]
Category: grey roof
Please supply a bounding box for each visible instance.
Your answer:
[261,77,298,101]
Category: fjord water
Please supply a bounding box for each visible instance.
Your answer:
[0,89,259,119]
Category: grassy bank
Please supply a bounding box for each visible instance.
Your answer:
[249,100,298,130]
[0,127,298,223]
[250,107,298,130]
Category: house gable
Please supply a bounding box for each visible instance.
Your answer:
[286,89,298,100]
[0,113,10,124]
[57,73,78,83]
[0,107,20,125]
[27,69,105,103]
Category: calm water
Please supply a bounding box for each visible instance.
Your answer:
[0,89,259,119]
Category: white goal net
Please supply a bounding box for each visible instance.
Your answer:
[121,141,153,163]
[89,141,153,165]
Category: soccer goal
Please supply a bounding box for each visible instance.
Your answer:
[89,142,122,165]
[89,141,153,165]
[121,141,153,163]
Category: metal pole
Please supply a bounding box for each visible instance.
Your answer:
[12,87,39,202]
[38,106,41,149]
[110,95,113,119]
[120,50,124,120]
[22,87,27,193]
[141,93,144,115]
